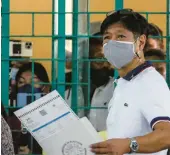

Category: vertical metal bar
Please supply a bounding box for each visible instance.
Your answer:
[30,60,35,152]
[114,0,124,79]
[87,62,91,107]
[52,0,57,90]
[57,0,66,97]
[32,13,35,36]
[1,0,10,107]
[31,61,35,102]
[71,0,79,114]
[115,0,123,11]
[146,13,149,21]
[166,0,170,85]
[87,0,90,35]
[87,0,91,108]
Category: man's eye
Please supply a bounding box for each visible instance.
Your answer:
[118,35,126,39]
[103,36,110,40]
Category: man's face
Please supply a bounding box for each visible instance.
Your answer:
[103,23,146,55]
[145,56,166,79]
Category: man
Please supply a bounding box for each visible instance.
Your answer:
[88,32,114,131]
[144,23,164,52]
[90,9,170,155]
[144,49,166,79]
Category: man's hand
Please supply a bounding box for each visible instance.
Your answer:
[90,138,130,155]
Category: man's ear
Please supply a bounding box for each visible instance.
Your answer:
[138,34,147,51]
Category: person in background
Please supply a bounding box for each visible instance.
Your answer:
[9,57,30,111]
[10,56,30,84]
[88,32,115,132]
[15,62,50,94]
[144,23,164,52]
[1,115,15,155]
[58,49,85,117]
[144,49,166,79]
[8,62,50,154]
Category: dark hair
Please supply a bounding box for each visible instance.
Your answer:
[100,9,149,38]
[144,23,164,50]
[16,62,49,83]
[144,49,166,60]
[148,23,163,38]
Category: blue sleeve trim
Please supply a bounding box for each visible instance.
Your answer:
[150,116,170,129]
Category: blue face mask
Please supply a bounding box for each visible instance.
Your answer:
[17,84,44,107]
[18,84,42,93]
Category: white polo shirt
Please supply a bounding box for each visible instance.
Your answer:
[107,61,170,155]
[88,78,114,131]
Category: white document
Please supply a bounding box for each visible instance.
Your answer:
[40,119,101,155]
[80,117,102,142]
[14,90,101,155]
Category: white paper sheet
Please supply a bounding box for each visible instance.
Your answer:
[40,119,101,155]
[14,90,101,155]
[15,90,79,142]
[80,117,102,142]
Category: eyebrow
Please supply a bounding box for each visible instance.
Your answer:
[103,31,111,36]
[104,29,126,35]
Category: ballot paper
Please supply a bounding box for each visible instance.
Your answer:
[14,90,102,155]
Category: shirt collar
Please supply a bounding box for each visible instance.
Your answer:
[123,61,152,81]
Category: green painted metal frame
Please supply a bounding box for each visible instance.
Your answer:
[57,0,66,97]
[1,0,10,107]
[87,0,91,109]
[114,0,124,80]
[166,0,170,84]
[51,0,57,90]
[115,0,123,10]
[71,0,79,114]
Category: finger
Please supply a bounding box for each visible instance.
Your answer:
[91,147,109,154]
[90,141,108,148]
